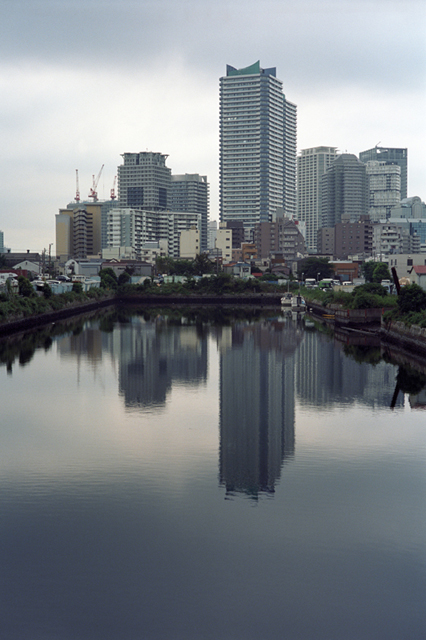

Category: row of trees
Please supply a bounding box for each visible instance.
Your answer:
[155,254,216,277]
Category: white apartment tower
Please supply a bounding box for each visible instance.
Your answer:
[219,61,297,231]
[297,147,337,252]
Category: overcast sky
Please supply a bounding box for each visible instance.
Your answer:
[1,0,425,252]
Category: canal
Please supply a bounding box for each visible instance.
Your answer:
[0,307,425,639]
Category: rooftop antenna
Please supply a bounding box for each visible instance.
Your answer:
[75,169,80,202]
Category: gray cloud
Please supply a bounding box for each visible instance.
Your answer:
[0,0,425,250]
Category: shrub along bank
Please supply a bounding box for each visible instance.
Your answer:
[303,283,397,311]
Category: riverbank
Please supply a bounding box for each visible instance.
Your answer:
[0,294,115,337]
[2,290,426,358]
[0,292,284,337]
[307,298,426,356]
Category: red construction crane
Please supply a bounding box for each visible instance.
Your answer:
[75,169,80,202]
[110,175,117,200]
[88,164,104,201]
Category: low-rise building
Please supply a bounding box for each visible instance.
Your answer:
[179,226,200,259]
[387,254,426,280]
[254,213,306,261]
[215,224,233,263]
[409,265,426,290]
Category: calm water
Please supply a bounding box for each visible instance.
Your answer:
[0,308,425,640]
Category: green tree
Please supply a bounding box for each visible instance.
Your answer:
[372,262,391,283]
[43,283,52,298]
[118,271,131,286]
[361,261,376,283]
[298,257,333,280]
[397,283,426,314]
[17,275,34,297]
[72,282,83,294]
[99,268,118,290]
[192,253,215,276]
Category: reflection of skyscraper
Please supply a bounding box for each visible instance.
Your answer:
[115,318,208,409]
[295,331,402,408]
[219,320,300,497]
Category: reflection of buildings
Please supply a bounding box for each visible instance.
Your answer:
[58,328,104,365]
[107,318,208,409]
[295,331,402,408]
[218,319,301,498]
[58,315,208,409]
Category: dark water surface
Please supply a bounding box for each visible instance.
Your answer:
[1,309,425,639]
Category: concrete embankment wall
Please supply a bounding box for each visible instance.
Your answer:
[0,295,115,337]
[0,293,283,337]
[381,320,426,356]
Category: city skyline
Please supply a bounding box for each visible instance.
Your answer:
[0,0,424,251]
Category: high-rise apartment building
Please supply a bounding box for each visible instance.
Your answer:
[297,146,337,252]
[105,207,201,258]
[359,146,407,199]
[219,61,297,230]
[118,152,171,210]
[321,154,369,229]
[56,202,104,259]
[283,99,297,219]
[170,174,209,252]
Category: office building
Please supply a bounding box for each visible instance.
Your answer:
[359,146,407,199]
[366,161,401,221]
[321,154,369,229]
[170,174,209,252]
[118,152,171,210]
[390,196,426,220]
[297,146,338,252]
[219,61,297,230]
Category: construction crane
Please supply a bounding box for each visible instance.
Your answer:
[88,164,104,202]
[75,169,80,202]
[110,175,117,200]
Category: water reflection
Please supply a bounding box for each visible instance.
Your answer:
[218,317,301,498]
[1,307,426,639]
[296,329,404,409]
[58,315,208,409]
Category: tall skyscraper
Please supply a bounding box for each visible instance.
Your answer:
[219,61,297,230]
[365,161,401,221]
[297,146,337,252]
[321,154,369,229]
[170,174,209,252]
[117,152,171,210]
[359,146,407,199]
